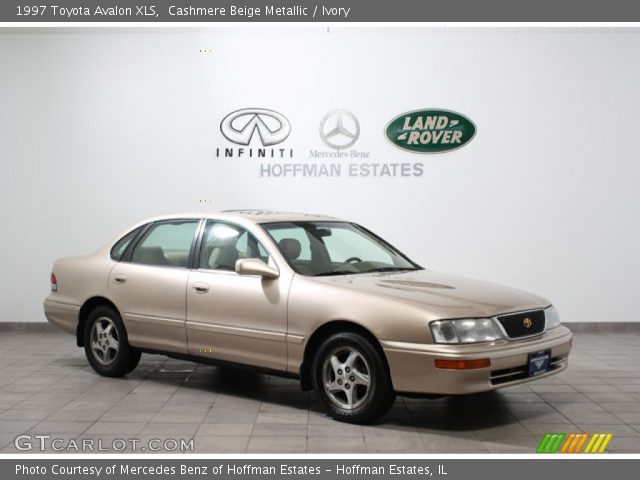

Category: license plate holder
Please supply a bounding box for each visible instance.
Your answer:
[528,350,551,377]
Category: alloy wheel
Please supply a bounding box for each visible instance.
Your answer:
[322,346,371,410]
[90,316,119,365]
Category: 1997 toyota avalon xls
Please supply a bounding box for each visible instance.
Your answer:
[44,211,572,423]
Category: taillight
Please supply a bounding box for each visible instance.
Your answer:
[50,273,58,292]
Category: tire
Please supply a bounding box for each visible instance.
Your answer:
[83,305,141,377]
[312,332,396,423]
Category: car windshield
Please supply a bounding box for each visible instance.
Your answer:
[262,221,422,277]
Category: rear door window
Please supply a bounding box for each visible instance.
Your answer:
[130,220,199,268]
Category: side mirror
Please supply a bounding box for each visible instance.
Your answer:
[235,258,279,279]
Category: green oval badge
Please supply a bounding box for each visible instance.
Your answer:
[386,109,476,153]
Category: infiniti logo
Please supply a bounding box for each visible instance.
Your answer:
[220,108,291,146]
[319,109,360,150]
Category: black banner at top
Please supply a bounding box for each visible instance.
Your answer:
[1,0,640,22]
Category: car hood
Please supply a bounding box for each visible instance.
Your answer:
[314,269,550,318]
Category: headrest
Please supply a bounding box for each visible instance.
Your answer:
[133,246,167,265]
[278,238,302,261]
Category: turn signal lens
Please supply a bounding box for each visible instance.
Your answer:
[50,273,58,292]
[435,358,491,370]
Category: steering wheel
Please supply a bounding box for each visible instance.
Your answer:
[344,256,362,264]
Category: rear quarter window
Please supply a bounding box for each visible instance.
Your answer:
[110,226,143,261]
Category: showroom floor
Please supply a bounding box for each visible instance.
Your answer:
[1,330,639,454]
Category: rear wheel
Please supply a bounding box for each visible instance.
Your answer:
[83,306,140,377]
[312,332,395,423]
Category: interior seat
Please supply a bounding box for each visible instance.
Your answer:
[164,252,189,268]
[278,238,314,275]
[132,246,170,266]
[207,242,239,271]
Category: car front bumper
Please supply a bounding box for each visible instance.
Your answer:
[381,325,572,395]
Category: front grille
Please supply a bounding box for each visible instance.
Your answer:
[497,309,545,339]
[490,355,567,385]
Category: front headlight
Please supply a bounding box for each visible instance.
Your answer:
[429,318,503,344]
[545,306,561,329]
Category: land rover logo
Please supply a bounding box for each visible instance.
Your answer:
[385,109,476,153]
[319,109,360,150]
[220,108,291,146]
[523,318,533,329]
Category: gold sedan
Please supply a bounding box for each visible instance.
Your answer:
[44,211,572,423]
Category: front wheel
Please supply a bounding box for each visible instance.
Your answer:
[83,306,141,377]
[312,332,395,423]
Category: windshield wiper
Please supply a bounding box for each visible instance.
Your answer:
[313,270,361,277]
[314,267,416,277]
[363,267,416,273]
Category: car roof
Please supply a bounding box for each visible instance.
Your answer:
[141,210,344,225]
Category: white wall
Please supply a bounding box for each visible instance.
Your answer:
[0,27,638,323]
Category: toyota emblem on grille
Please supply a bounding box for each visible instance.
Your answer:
[220,108,291,146]
[523,318,533,329]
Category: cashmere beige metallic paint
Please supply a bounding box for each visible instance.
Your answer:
[44,211,572,396]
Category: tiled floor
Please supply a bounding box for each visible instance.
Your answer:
[1,330,639,453]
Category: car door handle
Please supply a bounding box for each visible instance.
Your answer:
[192,283,209,294]
[113,275,127,284]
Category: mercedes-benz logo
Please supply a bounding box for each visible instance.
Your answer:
[319,109,360,150]
[220,108,291,146]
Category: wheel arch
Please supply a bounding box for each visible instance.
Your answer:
[76,296,121,347]
[299,320,389,391]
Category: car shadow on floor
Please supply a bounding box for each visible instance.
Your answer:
[386,392,518,431]
[120,356,530,432]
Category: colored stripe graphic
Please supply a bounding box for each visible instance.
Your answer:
[559,433,575,453]
[584,433,599,453]
[537,432,613,453]
[597,434,613,453]
[537,433,566,453]
[536,433,553,453]
[566,433,586,453]
[585,433,614,453]
[571,433,589,453]
[591,433,605,453]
